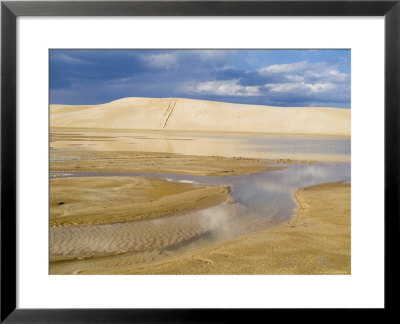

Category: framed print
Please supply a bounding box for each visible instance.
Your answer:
[1,0,399,322]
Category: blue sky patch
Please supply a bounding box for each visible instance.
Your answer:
[50,49,350,108]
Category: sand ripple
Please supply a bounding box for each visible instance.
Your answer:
[50,211,216,262]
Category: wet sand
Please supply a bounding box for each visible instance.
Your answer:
[49,126,350,274]
[50,182,350,274]
[50,128,350,163]
[50,176,233,227]
[50,150,285,176]
[95,182,350,275]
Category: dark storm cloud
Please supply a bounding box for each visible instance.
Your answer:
[50,49,351,108]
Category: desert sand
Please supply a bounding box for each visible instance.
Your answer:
[50,182,350,274]
[50,128,350,162]
[50,97,351,136]
[49,97,351,275]
[50,150,285,177]
[50,176,234,227]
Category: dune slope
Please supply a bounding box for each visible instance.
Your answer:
[50,97,350,136]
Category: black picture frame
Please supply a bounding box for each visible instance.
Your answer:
[1,0,399,322]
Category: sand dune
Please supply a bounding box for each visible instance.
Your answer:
[50,97,351,136]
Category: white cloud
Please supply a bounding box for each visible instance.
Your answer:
[256,60,350,105]
[259,61,350,83]
[182,79,261,97]
[53,53,95,65]
[143,53,179,69]
[265,82,335,94]
[142,50,234,70]
[259,61,308,75]
[324,69,349,82]
[192,50,234,62]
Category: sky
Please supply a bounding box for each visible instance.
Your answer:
[50,49,351,108]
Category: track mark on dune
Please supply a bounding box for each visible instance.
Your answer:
[160,98,177,129]
[159,99,173,127]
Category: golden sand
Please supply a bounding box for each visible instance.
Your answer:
[50,182,350,275]
[115,182,350,275]
[50,176,233,227]
[50,97,351,136]
[50,128,350,163]
[50,150,284,176]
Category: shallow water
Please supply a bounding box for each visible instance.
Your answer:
[50,128,351,162]
[50,129,351,270]
[50,163,350,264]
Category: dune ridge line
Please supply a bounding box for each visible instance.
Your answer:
[50,97,350,136]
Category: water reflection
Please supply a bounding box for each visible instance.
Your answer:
[50,128,351,264]
[50,129,351,162]
[50,163,350,260]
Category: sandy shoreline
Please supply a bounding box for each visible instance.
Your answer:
[50,126,351,139]
[50,127,350,163]
[49,96,350,275]
[50,150,286,177]
[50,176,234,227]
[50,182,350,274]
[113,182,350,275]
